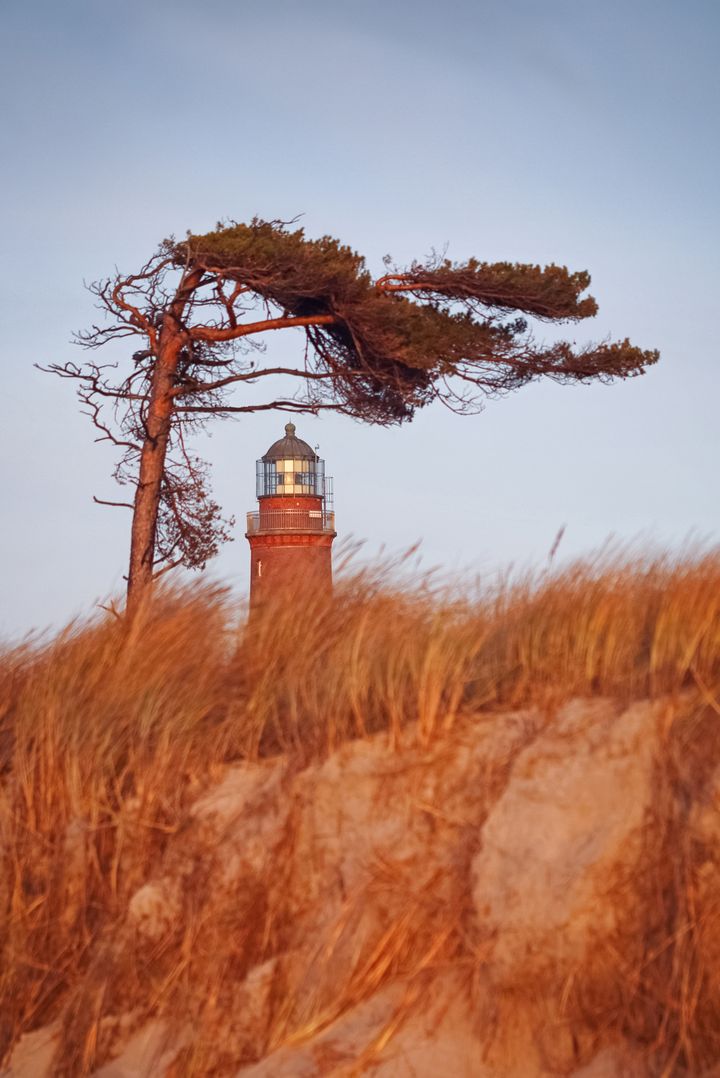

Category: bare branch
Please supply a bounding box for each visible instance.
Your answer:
[171,366,335,397]
[93,496,134,509]
[175,399,348,416]
[97,599,124,621]
[191,313,337,343]
[152,558,184,579]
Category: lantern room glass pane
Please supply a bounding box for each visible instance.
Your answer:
[257,456,325,497]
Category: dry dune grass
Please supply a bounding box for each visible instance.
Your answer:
[1,547,719,1074]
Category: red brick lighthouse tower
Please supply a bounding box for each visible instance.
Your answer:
[245,423,336,604]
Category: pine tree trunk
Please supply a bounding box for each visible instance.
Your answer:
[126,329,182,618]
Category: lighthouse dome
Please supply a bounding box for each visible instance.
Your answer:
[262,422,317,462]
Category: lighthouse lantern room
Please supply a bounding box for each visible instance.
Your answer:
[246,423,336,604]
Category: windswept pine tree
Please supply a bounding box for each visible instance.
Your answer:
[44,218,658,614]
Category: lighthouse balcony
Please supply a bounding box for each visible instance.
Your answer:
[246,508,336,535]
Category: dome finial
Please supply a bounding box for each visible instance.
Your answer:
[285,422,296,436]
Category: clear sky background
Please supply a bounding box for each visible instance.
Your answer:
[1,0,718,638]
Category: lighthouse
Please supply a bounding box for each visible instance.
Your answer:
[245,423,336,604]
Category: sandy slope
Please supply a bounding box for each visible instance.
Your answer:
[7,694,719,1076]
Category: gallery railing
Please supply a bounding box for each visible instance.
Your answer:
[246,509,336,535]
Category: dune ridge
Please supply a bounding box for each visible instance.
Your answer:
[2,550,719,1075]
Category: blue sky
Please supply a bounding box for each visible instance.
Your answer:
[1,0,718,636]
